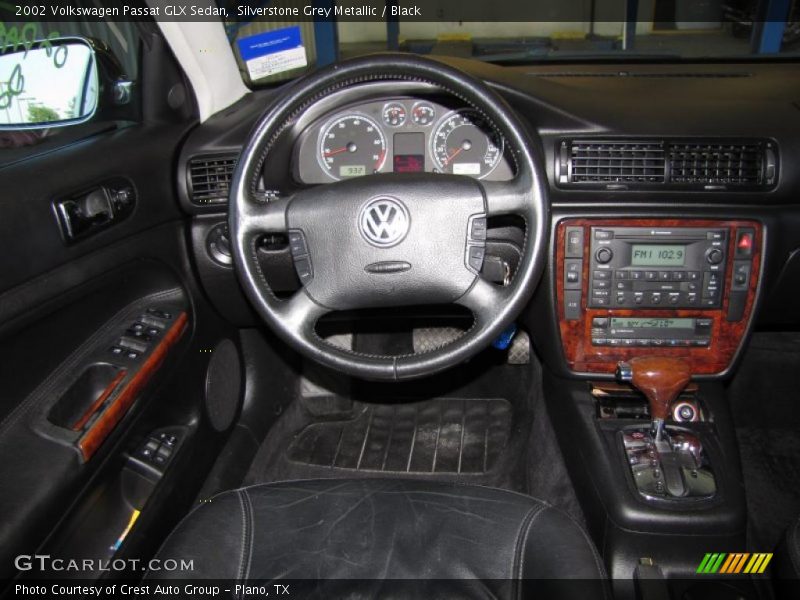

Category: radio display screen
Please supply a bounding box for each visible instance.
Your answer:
[611,318,694,330]
[631,244,686,266]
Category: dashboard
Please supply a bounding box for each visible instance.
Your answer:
[178,58,800,380]
[293,97,514,184]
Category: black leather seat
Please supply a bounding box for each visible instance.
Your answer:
[151,479,608,598]
[775,516,800,598]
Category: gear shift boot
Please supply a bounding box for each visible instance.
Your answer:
[622,427,716,500]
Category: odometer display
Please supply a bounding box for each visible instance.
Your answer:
[319,114,387,179]
[431,109,503,179]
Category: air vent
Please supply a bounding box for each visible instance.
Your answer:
[188,154,237,206]
[668,142,768,185]
[559,140,666,184]
[558,139,777,189]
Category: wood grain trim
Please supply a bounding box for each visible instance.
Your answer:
[78,312,188,461]
[555,219,762,375]
[71,369,128,432]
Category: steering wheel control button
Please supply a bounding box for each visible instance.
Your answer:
[469,216,487,241]
[288,230,308,257]
[359,197,410,248]
[294,257,313,284]
[467,245,486,272]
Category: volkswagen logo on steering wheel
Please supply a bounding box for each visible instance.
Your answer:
[359,197,410,248]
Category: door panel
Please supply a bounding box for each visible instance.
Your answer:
[0,28,237,584]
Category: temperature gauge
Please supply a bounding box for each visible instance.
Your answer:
[411,103,435,126]
[382,103,407,127]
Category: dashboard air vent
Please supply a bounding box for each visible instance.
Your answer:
[559,140,666,184]
[667,142,768,186]
[188,154,238,206]
[558,139,777,189]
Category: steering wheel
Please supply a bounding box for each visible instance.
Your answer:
[230,54,548,380]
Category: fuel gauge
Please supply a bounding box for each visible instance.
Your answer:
[411,102,435,126]
[382,103,407,127]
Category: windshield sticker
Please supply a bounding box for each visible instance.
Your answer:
[236,26,307,81]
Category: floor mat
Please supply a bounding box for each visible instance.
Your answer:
[729,332,800,550]
[287,398,512,474]
[737,427,800,550]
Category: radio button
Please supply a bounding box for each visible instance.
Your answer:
[615,281,632,291]
[593,279,610,289]
[696,318,712,330]
[706,248,724,265]
[630,270,644,280]
[688,271,701,281]
[593,270,611,280]
[686,293,699,305]
[645,271,658,281]
[593,297,609,306]
[616,270,628,279]
[616,293,628,305]
[668,293,681,305]
[658,271,672,281]
[650,292,663,304]
[634,293,645,305]
[595,247,613,264]
[593,288,610,297]
[672,271,686,281]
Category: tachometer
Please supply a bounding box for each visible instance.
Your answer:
[431,109,503,178]
[319,114,387,179]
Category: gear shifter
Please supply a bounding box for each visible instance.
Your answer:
[615,357,715,500]
[616,357,691,441]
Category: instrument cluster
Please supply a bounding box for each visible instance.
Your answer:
[293,97,514,184]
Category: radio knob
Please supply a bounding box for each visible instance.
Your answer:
[706,248,724,265]
[595,247,613,264]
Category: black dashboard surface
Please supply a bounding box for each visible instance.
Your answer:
[177,57,800,339]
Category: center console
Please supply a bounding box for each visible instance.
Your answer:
[556,218,762,376]
[548,218,764,597]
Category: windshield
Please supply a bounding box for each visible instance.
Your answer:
[221,0,800,87]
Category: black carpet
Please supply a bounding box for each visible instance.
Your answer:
[287,398,512,474]
[728,332,800,551]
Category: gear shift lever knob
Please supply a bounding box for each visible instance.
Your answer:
[616,357,691,438]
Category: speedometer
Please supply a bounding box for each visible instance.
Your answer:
[430,109,503,178]
[319,114,387,180]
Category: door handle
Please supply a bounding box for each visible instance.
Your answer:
[54,178,135,243]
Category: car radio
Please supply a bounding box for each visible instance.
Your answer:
[590,316,712,347]
[587,227,728,309]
